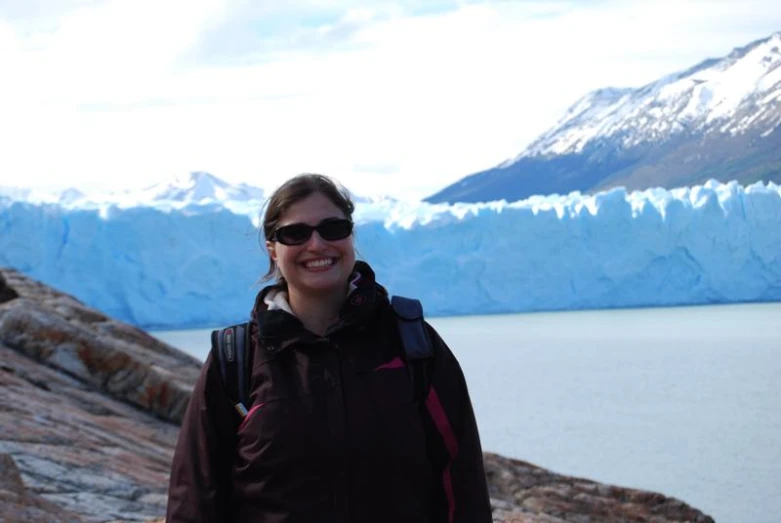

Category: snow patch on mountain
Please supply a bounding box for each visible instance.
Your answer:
[505,32,781,162]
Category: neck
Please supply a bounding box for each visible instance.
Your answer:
[287,286,347,336]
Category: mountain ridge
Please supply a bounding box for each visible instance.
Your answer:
[427,31,781,204]
[138,171,265,204]
[0,172,398,210]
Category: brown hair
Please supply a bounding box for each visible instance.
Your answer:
[261,173,355,283]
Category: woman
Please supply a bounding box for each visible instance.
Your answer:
[166,174,492,522]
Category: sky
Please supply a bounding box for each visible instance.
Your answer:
[0,0,780,201]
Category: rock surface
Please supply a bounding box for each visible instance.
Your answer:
[0,268,199,522]
[484,454,715,523]
[0,268,715,522]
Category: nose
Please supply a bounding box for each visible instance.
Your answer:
[304,230,328,249]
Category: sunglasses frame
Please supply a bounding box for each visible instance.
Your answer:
[270,218,354,246]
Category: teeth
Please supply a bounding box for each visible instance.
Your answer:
[305,258,334,269]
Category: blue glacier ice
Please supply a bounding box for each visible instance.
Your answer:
[1,180,780,329]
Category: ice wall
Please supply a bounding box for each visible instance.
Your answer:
[1,181,779,329]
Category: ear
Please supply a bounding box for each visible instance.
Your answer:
[266,241,277,262]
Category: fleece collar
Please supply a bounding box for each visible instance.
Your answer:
[262,271,362,314]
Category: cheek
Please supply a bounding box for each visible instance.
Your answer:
[277,245,307,270]
[276,248,293,266]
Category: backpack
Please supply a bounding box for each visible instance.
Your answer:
[210,296,434,419]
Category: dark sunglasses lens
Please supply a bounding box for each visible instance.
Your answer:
[274,220,353,245]
[276,224,313,245]
[318,220,353,240]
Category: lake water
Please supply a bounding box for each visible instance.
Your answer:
[152,303,781,523]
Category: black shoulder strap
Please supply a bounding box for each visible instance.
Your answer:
[391,296,433,359]
[210,322,252,418]
[391,296,434,401]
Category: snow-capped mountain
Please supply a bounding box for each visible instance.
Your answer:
[135,171,264,204]
[524,33,781,157]
[2,171,397,211]
[350,192,398,204]
[0,185,33,202]
[59,188,87,206]
[427,31,781,204]
[0,185,86,206]
[1,172,266,210]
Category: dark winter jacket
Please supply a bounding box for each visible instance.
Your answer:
[166,262,492,523]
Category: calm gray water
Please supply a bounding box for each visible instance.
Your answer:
[153,303,781,523]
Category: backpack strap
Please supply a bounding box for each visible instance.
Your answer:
[210,298,432,416]
[210,322,252,418]
[391,296,434,401]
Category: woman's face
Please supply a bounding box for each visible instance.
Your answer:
[266,192,355,299]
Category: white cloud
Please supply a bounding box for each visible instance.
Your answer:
[1,0,780,200]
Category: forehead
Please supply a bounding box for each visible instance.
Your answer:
[279,192,346,225]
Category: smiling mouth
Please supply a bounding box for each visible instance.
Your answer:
[303,258,336,269]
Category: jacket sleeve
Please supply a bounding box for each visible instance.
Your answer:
[422,324,493,523]
[166,352,238,522]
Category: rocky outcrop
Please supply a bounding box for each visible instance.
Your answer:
[0,268,715,522]
[0,269,201,425]
[0,268,199,522]
[485,454,715,522]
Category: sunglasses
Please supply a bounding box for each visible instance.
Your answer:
[270,218,354,246]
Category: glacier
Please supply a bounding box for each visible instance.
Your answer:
[1,180,780,330]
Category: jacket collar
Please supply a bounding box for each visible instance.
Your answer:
[251,261,388,354]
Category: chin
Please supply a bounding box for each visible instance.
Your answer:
[296,273,348,295]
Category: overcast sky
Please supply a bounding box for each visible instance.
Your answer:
[1,0,779,200]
